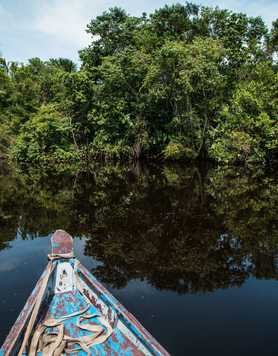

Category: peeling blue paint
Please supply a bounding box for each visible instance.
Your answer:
[43,288,139,354]
[1,230,169,356]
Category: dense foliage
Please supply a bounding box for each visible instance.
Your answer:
[0,3,277,164]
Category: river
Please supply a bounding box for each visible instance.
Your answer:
[0,161,277,355]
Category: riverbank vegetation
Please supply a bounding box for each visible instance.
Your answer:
[0,2,277,165]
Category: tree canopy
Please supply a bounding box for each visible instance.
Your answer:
[0,2,277,165]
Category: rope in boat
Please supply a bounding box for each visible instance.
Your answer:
[29,312,113,355]
[18,261,54,356]
[18,253,114,356]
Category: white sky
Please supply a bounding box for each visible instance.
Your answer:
[0,0,277,63]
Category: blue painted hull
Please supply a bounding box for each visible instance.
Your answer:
[1,231,169,355]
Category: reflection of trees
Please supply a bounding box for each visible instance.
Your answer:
[0,161,277,292]
[0,163,75,239]
[84,165,252,292]
[0,162,133,238]
[207,166,278,281]
[84,164,278,291]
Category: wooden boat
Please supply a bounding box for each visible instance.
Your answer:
[1,230,169,355]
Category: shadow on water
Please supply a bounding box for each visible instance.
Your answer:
[1,161,278,291]
[0,160,278,354]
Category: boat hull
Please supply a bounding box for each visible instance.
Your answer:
[1,231,169,355]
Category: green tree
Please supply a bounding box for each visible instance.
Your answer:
[210,62,278,164]
[267,19,278,59]
[89,48,153,159]
[80,7,143,67]
[12,104,76,164]
[146,38,225,159]
[49,58,77,72]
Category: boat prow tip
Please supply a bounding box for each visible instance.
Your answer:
[51,229,73,256]
[52,229,72,237]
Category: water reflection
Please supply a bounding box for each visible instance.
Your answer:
[0,161,277,294]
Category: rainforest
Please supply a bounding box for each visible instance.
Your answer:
[0,2,277,166]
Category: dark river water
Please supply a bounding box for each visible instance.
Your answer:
[0,161,277,355]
